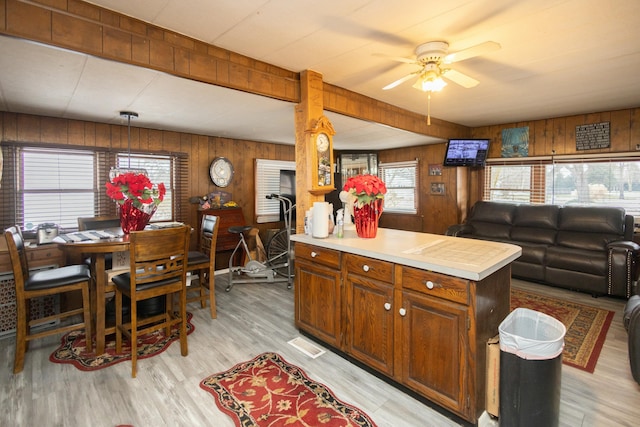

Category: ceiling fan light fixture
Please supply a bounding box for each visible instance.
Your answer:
[412,71,447,92]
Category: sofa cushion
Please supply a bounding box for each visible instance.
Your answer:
[556,206,626,251]
[468,202,517,240]
[546,246,607,276]
[469,201,517,224]
[513,205,560,228]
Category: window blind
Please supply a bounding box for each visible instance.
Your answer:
[379,160,418,214]
[255,159,295,223]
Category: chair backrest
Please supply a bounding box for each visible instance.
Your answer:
[199,215,220,257]
[128,226,190,290]
[77,216,121,231]
[4,226,30,289]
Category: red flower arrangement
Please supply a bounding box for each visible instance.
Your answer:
[106,172,166,210]
[343,174,387,207]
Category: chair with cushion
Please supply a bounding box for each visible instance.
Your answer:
[187,215,219,318]
[4,225,92,373]
[624,293,640,385]
[113,225,190,377]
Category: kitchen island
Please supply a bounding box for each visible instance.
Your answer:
[291,228,521,424]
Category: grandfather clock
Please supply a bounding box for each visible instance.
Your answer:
[307,115,336,195]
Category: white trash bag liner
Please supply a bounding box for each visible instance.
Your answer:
[499,307,566,360]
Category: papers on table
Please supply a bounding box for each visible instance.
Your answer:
[147,222,184,229]
[57,230,119,242]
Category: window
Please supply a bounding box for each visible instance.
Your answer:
[114,153,173,221]
[255,159,295,223]
[484,155,640,218]
[379,160,418,214]
[0,143,188,231]
[21,147,97,229]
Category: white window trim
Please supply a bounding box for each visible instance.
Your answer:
[379,159,418,214]
[255,159,295,223]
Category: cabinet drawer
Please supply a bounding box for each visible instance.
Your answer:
[402,266,469,305]
[345,253,394,283]
[295,243,341,269]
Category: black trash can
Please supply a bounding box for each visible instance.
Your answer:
[499,308,566,427]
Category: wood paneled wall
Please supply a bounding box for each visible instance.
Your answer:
[378,142,464,235]
[0,111,295,238]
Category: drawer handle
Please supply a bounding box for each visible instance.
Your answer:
[362,264,370,272]
[424,280,435,290]
[399,308,407,317]
[384,302,391,311]
[311,251,318,258]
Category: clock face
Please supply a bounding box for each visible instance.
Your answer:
[209,157,234,187]
[316,133,330,153]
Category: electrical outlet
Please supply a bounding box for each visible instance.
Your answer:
[636,144,640,150]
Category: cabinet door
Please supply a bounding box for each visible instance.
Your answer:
[294,259,342,347]
[345,273,394,376]
[400,290,470,418]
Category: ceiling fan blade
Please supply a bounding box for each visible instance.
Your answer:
[383,71,421,90]
[441,69,479,88]
[444,41,500,64]
[373,53,417,64]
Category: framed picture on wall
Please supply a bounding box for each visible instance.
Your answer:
[430,182,445,195]
[429,164,442,176]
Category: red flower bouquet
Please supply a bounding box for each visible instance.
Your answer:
[343,174,387,207]
[106,172,166,233]
[106,172,166,209]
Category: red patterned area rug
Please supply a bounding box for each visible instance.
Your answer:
[200,352,378,427]
[511,289,614,373]
[49,313,194,371]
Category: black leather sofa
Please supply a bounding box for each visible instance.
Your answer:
[446,201,640,298]
[624,294,640,384]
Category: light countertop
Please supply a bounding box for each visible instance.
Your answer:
[291,228,522,281]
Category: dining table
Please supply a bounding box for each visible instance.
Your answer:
[54,227,129,355]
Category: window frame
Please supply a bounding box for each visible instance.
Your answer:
[0,142,189,231]
[484,153,640,218]
[378,160,419,214]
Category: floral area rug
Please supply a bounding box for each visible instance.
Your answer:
[200,352,378,427]
[511,289,614,373]
[49,313,194,371]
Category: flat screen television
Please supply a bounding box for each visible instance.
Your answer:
[442,139,490,167]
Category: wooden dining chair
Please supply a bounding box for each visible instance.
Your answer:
[77,216,121,232]
[4,225,92,374]
[112,225,190,377]
[187,215,220,318]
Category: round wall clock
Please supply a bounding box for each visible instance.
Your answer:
[209,157,234,187]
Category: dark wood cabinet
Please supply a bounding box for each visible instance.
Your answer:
[344,253,395,376]
[294,241,511,424]
[294,244,342,347]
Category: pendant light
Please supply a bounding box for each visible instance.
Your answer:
[109,111,147,179]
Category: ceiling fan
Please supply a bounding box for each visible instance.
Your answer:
[381,40,500,92]
[380,40,500,125]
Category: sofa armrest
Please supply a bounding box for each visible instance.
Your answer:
[446,224,473,237]
[608,241,640,298]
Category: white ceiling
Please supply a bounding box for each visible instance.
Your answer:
[1,0,640,150]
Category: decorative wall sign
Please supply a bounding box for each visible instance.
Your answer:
[430,182,445,195]
[501,126,529,157]
[428,164,442,176]
[576,122,610,150]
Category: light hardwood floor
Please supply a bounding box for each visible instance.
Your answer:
[1,273,639,426]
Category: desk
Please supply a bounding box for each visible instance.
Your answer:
[55,231,128,355]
